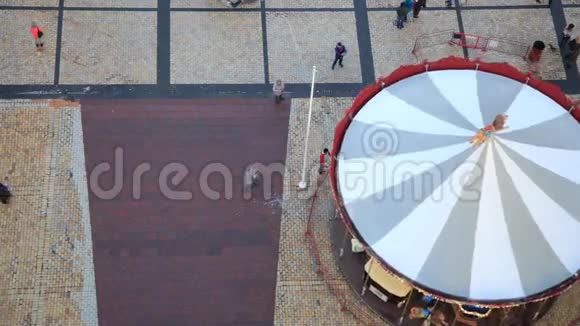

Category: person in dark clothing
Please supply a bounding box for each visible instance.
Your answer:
[446,0,453,7]
[319,148,330,174]
[413,0,426,18]
[396,3,408,30]
[332,42,347,70]
[561,24,575,47]
[0,183,12,204]
[564,36,580,68]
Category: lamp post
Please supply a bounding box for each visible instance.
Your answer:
[298,65,317,189]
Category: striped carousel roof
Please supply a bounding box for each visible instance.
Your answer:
[334,68,580,304]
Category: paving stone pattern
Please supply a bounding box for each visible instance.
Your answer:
[171,11,264,84]
[0,10,58,85]
[462,0,546,6]
[64,0,157,8]
[0,0,58,6]
[0,100,98,326]
[171,0,260,9]
[267,12,362,83]
[60,11,157,84]
[266,0,353,8]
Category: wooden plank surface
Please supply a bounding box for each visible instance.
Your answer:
[81,99,290,326]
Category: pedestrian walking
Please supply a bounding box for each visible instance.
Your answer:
[396,2,408,30]
[273,79,285,104]
[404,0,413,21]
[30,21,44,50]
[446,0,453,7]
[413,0,426,18]
[331,42,347,70]
[564,36,580,68]
[319,148,330,174]
[561,24,575,47]
[0,183,12,205]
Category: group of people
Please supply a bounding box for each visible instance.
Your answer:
[562,24,579,68]
[395,0,432,30]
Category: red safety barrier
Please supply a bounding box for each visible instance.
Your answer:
[305,175,383,325]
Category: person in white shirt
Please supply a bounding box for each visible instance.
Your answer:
[273,80,285,104]
[561,24,575,47]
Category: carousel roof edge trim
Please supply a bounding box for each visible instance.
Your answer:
[328,56,580,308]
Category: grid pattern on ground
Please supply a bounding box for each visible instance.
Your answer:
[0,0,578,96]
[0,99,98,326]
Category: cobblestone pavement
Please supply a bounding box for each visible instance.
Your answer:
[0,10,57,84]
[267,11,362,83]
[1,0,578,87]
[60,11,156,84]
[0,100,97,326]
[171,11,264,83]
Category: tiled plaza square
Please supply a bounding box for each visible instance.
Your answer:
[267,12,361,83]
[0,10,57,85]
[0,100,98,326]
[171,0,260,8]
[171,12,264,84]
[369,10,462,78]
[565,7,580,21]
[462,8,566,80]
[367,0,454,8]
[266,0,353,8]
[462,0,546,6]
[563,0,580,4]
[367,0,467,8]
[60,11,156,84]
[0,0,58,6]
[65,0,157,8]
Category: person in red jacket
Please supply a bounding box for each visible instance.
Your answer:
[30,21,44,50]
[319,148,330,174]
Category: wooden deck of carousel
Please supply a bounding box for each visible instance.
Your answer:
[330,218,558,326]
[81,99,290,325]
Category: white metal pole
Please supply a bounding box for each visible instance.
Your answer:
[298,65,317,189]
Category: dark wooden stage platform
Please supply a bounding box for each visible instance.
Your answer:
[81,99,290,326]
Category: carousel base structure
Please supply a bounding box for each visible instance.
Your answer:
[330,217,557,326]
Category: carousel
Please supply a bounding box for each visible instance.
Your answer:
[328,57,580,325]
